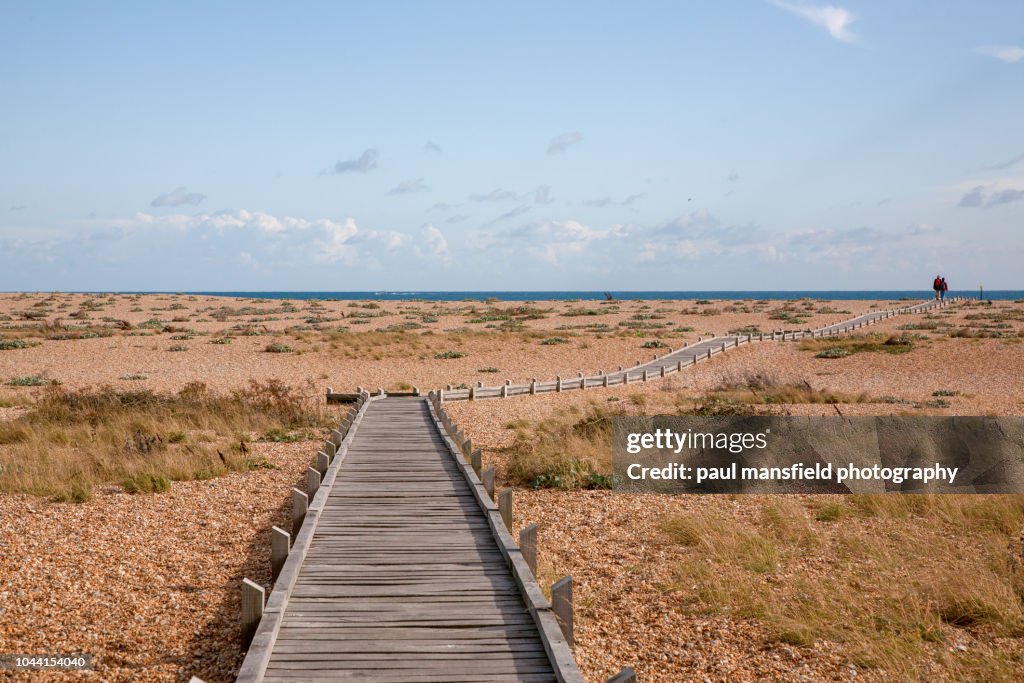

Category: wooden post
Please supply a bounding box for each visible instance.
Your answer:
[316,451,329,476]
[270,526,289,582]
[552,576,574,648]
[580,376,587,390]
[677,359,684,371]
[623,371,630,385]
[606,667,638,683]
[481,466,495,500]
[530,379,537,395]
[438,388,445,402]
[555,376,562,392]
[470,449,482,477]
[660,366,666,378]
[240,578,265,652]
[602,374,609,388]
[462,438,473,458]
[498,488,512,529]
[500,384,508,398]
[306,467,320,499]
[291,488,307,536]
[324,440,336,459]
[469,385,475,400]
[706,348,712,360]
[520,523,538,577]
[643,369,649,382]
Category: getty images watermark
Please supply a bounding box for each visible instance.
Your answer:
[612,416,1024,494]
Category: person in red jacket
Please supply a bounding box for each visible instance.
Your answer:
[933,275,942,300]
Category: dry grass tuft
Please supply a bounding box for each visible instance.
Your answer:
[0,380,331,500]
[662,495,1024,679]
[799,333,920,357]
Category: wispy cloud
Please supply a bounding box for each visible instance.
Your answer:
[582,193,645,208]
[326,148,378,175]
[533,185,555,205]
[770,1,859,44]
[958,185,1024,208]
[485,204,532,226]
[546,131,583,155]
[423,140,443,154]
[388,178,430,195]
[469,188,523,202]
[8,204,26,212]
[981,152,1024,171]
[445,213,470,224]
[150,186,206,208]
[974,45,1024,64]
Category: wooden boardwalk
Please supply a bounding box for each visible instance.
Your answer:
[239,397,581,682]
[437,298,961,401]
[237,297,963,682]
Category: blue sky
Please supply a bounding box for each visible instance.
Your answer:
[2,1,1022,291]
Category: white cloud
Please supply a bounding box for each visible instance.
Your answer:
[771,1,859,44]
[974,45,1024,63]
[419,224,449,258]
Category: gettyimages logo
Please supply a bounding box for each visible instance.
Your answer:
[612,416,1024,494]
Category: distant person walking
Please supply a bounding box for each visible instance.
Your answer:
[940,277,948,301]
[933,275,943,300]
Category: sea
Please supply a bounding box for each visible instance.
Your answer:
[157,290,1022,302]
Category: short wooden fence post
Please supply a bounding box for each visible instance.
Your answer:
[606,667,638,683]
[306,467,321,499]
[470,449,482,477]
[271,526,290,582]
[316,451,329,476]
[291,488,308,536]
[481,466,496,500]
[552,576,574,648]
[240,578,265,652]
[498,489,512,529]
[520,523,538,577]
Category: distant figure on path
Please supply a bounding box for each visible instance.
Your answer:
[933,275,943,300]
[940,277,948,301]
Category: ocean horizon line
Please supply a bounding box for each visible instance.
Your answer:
[4,289,1021,301]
